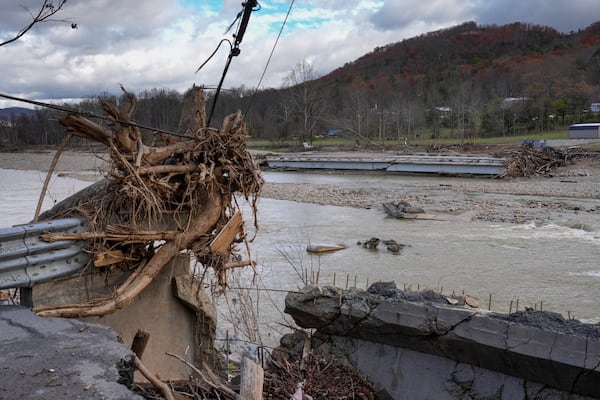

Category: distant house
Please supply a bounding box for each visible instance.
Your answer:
[501,97,527,109]
[434,106,452,119]
[568,123,600,139]
[590,103,600,113]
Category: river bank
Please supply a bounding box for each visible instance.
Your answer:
[0,148,599,225]
[1,148,599,399]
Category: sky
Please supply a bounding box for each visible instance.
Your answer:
[0,0,598,108]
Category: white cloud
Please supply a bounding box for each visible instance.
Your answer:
[0,0,598,108]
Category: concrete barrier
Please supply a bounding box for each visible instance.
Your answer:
[284,284,600,399]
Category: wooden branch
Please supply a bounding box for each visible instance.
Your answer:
[134,356,175,400]
[131,329,150,359]
[34,186,223,318]
[41,231,180,243]
[137,163,199,175]
[223,260,254,270]
[165,352,239,400]
[61,110,198,166]
[0,0,69,48]
[141,141,194,165]
[34,133,72,222]
[178,85,207,137]
[60,114,113,145]
[119,85,138,120]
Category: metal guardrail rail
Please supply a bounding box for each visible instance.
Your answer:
[0,218,89,290]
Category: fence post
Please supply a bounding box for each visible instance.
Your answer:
[240,354,264,400]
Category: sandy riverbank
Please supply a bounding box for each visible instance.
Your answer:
[261,157,600,224]
[1,148,599,224]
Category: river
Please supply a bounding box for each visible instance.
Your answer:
[1,168,599,345]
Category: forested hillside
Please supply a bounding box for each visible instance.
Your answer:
[2,21,600,146]
[312,21,600,141]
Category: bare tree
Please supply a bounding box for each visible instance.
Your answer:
[326,84,378,144]
[283,61,324,143]
[0,0,74,48]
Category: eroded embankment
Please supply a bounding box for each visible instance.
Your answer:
[282,283,600,400]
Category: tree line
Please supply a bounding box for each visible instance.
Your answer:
[2,21,600,148]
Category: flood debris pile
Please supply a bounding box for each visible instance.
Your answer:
[34,85,263,318]
[264,331,377,400]
[500,145,572,178]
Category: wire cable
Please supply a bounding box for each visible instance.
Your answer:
[0,92,199,141]
[195,39,232,73]
[243,0,295,118]
[204,1,259,127]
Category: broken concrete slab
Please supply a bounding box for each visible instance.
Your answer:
[284,284,600,399]
[283,285,342,329]
[0,305,139,399]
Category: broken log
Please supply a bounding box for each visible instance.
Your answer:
[131,329,150,359]
[134,356,175,400]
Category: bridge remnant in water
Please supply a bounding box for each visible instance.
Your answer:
[266,153,506,175]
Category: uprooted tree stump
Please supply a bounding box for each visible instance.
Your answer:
[33,85,263,318]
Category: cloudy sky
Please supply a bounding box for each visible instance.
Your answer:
[0,0,598,108]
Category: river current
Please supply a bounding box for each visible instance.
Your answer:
[1,169,599,338]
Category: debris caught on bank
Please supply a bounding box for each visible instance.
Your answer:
[500,145,572,178]
[33,85,264,318]
[265,350,377,400]
[383,200,439,220]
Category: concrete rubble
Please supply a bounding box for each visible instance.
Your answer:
[0,305,139,399]
[284,283,600,400]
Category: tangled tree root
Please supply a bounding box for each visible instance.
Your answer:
[34,85,263,318]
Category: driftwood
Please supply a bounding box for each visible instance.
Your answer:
[134,356,175,400]
[500,145,571,178]
[131,329,151,359]
[34,85,263,318]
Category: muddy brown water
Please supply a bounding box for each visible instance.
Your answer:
[2,169,599,348]
[240,172,600,338]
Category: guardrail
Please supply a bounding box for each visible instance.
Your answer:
[0,218,89,290]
